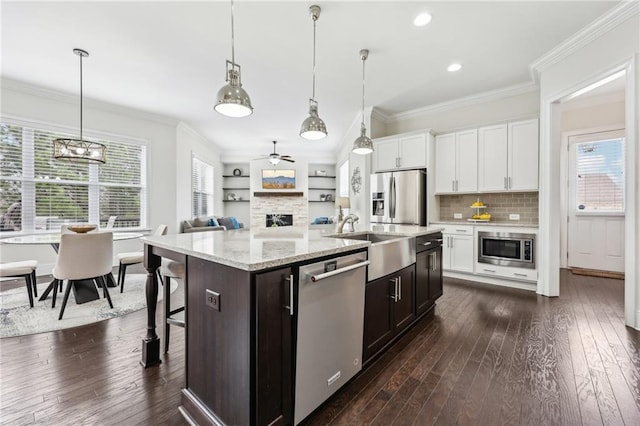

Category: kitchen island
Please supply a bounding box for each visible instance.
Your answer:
[140,224,442,425]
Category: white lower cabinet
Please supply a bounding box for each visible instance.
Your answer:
[475,263,538,282]
[442,226,474,273]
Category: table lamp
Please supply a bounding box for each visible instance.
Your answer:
[335,197,350,222]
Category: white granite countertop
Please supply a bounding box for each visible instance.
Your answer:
[142,224,443,271]
[430,220,538,228]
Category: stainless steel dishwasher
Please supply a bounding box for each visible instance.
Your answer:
[295,251,369,425]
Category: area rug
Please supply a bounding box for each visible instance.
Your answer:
[0,274,177,338]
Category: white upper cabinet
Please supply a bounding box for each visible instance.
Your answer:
[434,129,478,194]
[478,124,509,191]
[373,133,427,172]
[478,118,539,192]
[508,119,539,191]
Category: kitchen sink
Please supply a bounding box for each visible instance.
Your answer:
[332,232,400,244]
[330,232,415,281]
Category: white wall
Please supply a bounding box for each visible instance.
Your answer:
[537,9,639,326]
[0,79,185,274]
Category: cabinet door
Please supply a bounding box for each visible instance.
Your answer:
[450,234,474,273]
[393,266,416,333]
[478,124,508,192]
[374,138,399,172]
[398,134,426,169]
[256,267,293,426]
[456,129,478,193]
[415,251,430,315]
[428,247,443,301]
[363,275,394,361]
[435,133,456,193]
[509,119,539,191]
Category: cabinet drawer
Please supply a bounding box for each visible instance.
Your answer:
[475,263,537,282]
[441,225,474,236]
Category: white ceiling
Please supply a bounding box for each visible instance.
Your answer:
[1,1,617,161]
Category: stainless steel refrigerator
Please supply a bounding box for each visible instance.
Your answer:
[370,169,426,225]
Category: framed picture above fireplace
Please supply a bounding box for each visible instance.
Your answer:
[262,169,295,189]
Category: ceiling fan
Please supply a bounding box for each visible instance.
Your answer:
[254,141,295,165]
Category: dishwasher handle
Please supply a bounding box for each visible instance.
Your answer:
[310,260,370,282]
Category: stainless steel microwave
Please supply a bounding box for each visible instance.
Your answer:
[478,231,535,269]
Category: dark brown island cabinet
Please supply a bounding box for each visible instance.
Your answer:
[363,232,443,363]
[140,230,443,425]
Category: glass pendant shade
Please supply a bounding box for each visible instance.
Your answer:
[53,48,106,164]
[352,123,374,155]
[269,157,280,166]
[300,100,327,140]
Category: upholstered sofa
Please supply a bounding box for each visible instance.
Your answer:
[181,216,245,233]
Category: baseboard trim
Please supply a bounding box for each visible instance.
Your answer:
[570,268,624,280]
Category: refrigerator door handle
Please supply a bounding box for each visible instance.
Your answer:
[390,176,396,219]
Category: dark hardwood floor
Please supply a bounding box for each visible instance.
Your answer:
[2,269,639,425]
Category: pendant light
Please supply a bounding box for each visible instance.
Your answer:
[352,49,373,155]
[53,49,106,164]
[214,0,253,118]
[299,5,327,140]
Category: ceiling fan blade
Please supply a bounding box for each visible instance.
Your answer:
[281,158,296,163]
[280,155,292,159]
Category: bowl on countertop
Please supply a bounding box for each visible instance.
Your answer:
[67,225,97,233]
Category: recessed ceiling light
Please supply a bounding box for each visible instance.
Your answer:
[413,13,432,27]
[447,63,462,72]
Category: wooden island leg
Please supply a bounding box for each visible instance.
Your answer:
[141,243,162,368]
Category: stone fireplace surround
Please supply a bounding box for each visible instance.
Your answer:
[251,195,308,229]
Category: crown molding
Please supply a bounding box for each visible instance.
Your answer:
[371,106,393,124]
[388,82,539,123]
[1,77,179,127]
[529,0,640,82]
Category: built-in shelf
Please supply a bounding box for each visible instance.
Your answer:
[308,175,336,178]
[223,200,250,202]
[253,191,304,197]
[223,187,250,190]
[222,175,250,178]
[309,200,335,203]
[308,187,336,190]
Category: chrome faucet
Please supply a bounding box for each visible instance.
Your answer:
[336,214,359,233]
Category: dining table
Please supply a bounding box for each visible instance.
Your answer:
[1,231,144,304]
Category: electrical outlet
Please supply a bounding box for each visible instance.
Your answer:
[509,213,520,220]
[453,213,462,219]
[206,289,221,311]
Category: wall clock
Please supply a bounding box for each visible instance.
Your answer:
[351,166,362,194]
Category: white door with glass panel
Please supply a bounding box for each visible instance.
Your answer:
[568,130,625,272]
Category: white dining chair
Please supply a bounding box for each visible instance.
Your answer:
[160,259,185,354]
[117,224,167,293]
[52,232,114,320]
[0,261,38,308]
[104,215,117,229]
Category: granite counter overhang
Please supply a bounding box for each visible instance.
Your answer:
[142,225,443,272]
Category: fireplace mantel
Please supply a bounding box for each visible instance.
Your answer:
[253,192,304,197]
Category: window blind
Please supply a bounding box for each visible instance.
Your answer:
[0,121,146,232]
[574,137,625,212]
[192,156,214,218]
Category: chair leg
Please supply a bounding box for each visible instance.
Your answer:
[52,279,59,308]
[58,280,73,320]
[120,264,128,293]
[25,274,34,308]
[100,276,114,309]
[31,271,38,298]
[164,274,170,353]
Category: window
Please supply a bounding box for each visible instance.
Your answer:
[339,160,349,198]
[0,121,147,232]
[571,131,625,212]
[192,155,214,217]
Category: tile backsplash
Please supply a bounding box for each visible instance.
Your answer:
[438,192,539,224]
